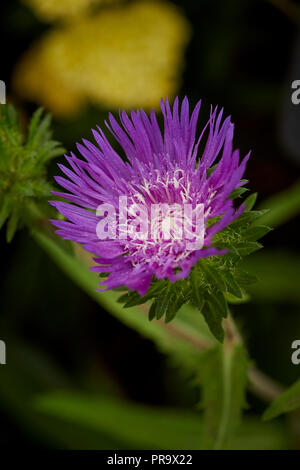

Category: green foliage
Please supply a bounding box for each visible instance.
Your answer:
[33,230,215,365]
[32,229,256,449]
[35,392,204,450]
[263,379,300,421]
[197,344,248,449]
[0,337,289,450]
[258,180,300,228]
[33,390,289,450]
[0,105,64,241]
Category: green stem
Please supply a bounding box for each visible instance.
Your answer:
[223,313,283,403]
[214,344,234,449]
[248,367,284,402]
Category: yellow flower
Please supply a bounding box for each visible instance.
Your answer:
[14,0,191,116]
[23,0,119,22]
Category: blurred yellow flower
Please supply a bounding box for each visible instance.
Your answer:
[23,0,119,22]
[14,0,191,116]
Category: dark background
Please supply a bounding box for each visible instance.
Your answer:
[0,0,300,448]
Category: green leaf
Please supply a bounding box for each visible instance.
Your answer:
[190,266,228,342]
[201,303,225,343]
[229,185,248,200]
[243,193,257,211]
[235,269,257,287]
[0,334,288,450]
[243,225,272,241]
[220,270,243,299]
[165,292,186,323]
[35,392,204,450]
[224,290,250,304]
[200,261,226,293]
[229,209,269,229]
[154,284,172,320]
[34,392,289,450]
[120,281,167,308]
[198,344,248,449]
[263,379,300,421]
[6,208,19,242]
[258,181,300,228]
[235,241,263,257]
[190,268,205,313]
[27,108,44,145]
[0,195,11,229]
[148,300,157,321]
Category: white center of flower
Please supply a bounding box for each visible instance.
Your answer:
[121,168,204,267]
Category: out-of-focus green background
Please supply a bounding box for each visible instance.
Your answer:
[0,0,300,449]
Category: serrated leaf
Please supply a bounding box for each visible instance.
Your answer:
[117,292,133,304]
[125,282,167,308]
[154,284,172,320]
[190,267,228,342]
[190,268,205,312]
[200,261,226,293]
[165,296,185,323]
[220,270,243,299]
[263,379,300,421]
[201,303,225,343]
[148,301,157,321]
[117,281,167,308]
[27,107,44,145]
[243,225,272,241]
[123,292,147,308]
[229,209,269,229]
[224,290,250,304]
[211,291,228,318]
[235,241,263,257]
[235,270,257,286]
[213,241,240,256]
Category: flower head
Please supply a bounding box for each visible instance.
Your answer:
[51,97,250,296]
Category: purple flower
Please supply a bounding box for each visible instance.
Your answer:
[50,97,250,296]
